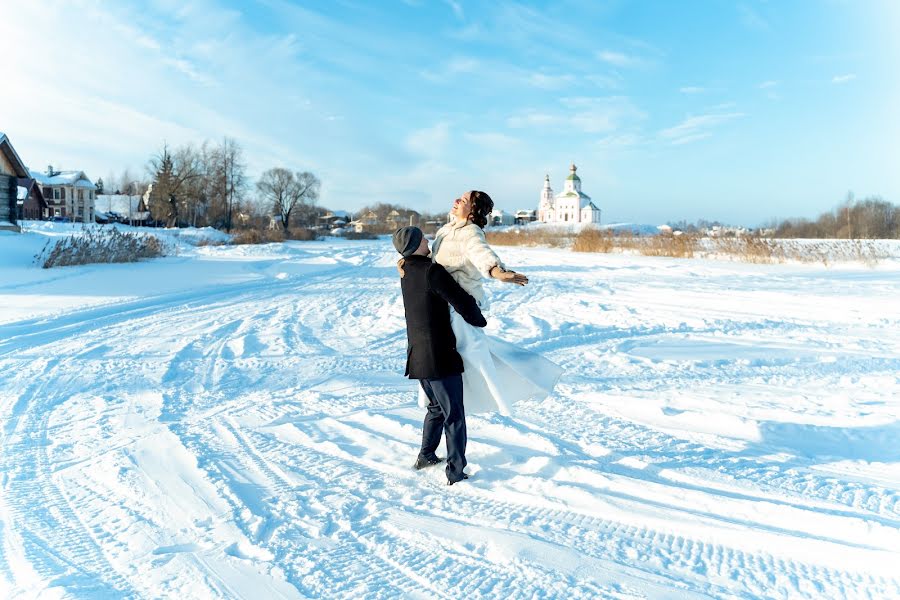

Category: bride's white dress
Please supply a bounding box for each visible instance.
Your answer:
[419,309,562,415]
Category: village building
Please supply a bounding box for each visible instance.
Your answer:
[17,178,49,220]
[318,210,351,230]
[29,167,96,223]
[538,164,601,225]
[515,209,537,225]
[0,132,31,231]
[95,194,150,225]
[490,209,515,226]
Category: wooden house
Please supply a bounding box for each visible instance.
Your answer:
[17,178,49,220]
[0,132,31,231]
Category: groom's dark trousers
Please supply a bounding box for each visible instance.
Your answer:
[398,254,486,483]
[419,375,467,481]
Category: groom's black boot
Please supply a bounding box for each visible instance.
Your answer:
[413,455,444,470]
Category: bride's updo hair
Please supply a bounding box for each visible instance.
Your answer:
[468,190,494,229]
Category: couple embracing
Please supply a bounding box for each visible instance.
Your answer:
[393,190,562,486]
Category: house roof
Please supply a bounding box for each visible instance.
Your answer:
[0,132,31,178]
[30,169,96,188]
[16,178,47,206]
[96,194,146,215]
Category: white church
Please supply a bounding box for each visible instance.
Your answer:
[538,164,601,224]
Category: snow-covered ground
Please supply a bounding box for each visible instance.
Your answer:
[1,226,899,599]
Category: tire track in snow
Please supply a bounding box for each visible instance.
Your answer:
[0,358,139,597]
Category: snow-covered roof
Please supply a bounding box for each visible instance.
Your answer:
[0,133,30,178]
[96,194,145,215]
[29,169,96,188]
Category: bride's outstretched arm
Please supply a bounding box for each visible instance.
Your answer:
[464,226,506,278]
[464,226,528,285]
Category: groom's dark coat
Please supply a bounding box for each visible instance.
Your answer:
[399,254,487,379]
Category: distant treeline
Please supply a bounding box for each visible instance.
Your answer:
[774,196,899,239]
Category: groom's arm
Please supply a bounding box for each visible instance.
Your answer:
[427,265,487,328]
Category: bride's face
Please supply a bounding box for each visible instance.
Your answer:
[451,193,473,221]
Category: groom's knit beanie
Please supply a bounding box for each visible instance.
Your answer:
[392,226,424,257]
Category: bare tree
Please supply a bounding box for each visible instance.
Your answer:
[257,168,320,231]
[291,171,321,227]
[221,138,247,232]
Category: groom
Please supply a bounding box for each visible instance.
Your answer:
[393,226,487,485]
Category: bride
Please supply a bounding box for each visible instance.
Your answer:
[428,190,562,415]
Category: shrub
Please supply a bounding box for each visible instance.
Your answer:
[639,233,698,258]
[708,236,785,263]
[37,228,165,268]
[342,231,379,240]
[194,238,229,247]
[485,227,575,248]
[286,228,318,241]
[573,228,615,253]
[231,229,285,245]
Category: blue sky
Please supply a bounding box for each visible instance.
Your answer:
[1,0,897,225]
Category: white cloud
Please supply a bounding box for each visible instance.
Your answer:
[659,112,746,145]
[832,73,856,84]
[680,86,708,94]
[406,122,451,158]
[421,57,480,82]
[507,96,645,134]
[528,73,576,89]
[587,74,622,89]
[759,80,778,89]
[596,50,645,68]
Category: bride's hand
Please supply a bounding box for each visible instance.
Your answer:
[491,266,528,286]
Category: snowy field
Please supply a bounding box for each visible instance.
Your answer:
[1,226,899,599]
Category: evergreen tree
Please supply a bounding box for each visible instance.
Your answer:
[149,144,176,225]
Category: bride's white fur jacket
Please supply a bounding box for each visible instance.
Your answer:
[432,218,506,308]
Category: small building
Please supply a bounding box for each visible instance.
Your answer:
[318,210,351,230]
[515,209,537,225]
[30,166,97,223]
[0,132,31,231]
[95,194,150,225]
[490,209,515,226]
[268,215,283,230]
[386,209,403,228]
[17,178,49,220]
[345,220,367,233]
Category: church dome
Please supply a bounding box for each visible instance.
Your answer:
[566,163,580,181]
